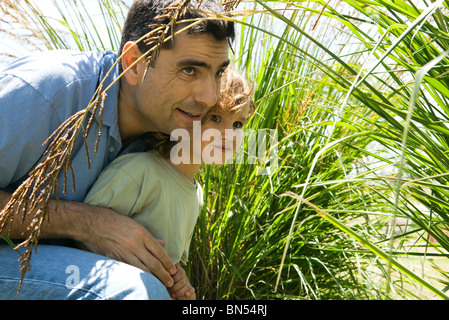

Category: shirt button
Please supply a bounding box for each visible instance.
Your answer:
[108,146,115,153]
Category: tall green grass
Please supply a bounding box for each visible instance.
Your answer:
[1,0,448,299]
[187,0,449,299]
[186,4,387,299]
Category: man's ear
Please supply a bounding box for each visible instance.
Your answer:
[121,41,145,85]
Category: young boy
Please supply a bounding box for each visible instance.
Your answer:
[84,67,255,300]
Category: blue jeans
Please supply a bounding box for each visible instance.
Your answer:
[0,243,170,300]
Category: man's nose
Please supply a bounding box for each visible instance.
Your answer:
[193,76,219,107]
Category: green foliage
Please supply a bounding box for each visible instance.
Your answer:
[188,0,449,299]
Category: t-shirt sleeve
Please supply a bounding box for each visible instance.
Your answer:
[84,156,151,216]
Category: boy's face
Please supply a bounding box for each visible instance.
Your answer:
[130,31,230,137]
[199,102,251,165]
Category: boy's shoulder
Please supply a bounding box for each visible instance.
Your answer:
[107,151,167,173]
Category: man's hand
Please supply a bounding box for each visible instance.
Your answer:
[75,204,178,288]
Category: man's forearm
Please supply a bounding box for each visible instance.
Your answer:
[0,189,177,287]
[0,189,88,241]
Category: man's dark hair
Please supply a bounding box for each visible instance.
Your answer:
[118,0,235,71]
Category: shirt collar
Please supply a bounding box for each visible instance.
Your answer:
[88,51,121,144]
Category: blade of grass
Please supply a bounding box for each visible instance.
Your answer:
[302,199,449,299]
[389,47,449,277]
[1,234,21,256]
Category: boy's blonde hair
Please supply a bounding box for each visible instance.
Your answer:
[206,65,256,119]
[145,66,255,158]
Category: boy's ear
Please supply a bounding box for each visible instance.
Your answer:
[121,41,145,85]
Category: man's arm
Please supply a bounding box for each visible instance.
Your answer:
[0,189,176,287]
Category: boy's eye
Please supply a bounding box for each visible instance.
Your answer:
[210,114,221,122]
[216,69,224,78]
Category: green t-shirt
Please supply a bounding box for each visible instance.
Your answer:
[84,151,203,264]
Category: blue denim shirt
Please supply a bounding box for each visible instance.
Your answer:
[0,50,145,201]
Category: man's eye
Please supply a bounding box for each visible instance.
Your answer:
[233,121,243,129]
[182,67,195,76]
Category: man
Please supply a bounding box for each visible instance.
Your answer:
[0,0,234,299]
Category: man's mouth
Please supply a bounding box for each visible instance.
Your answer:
[177,108,202,120]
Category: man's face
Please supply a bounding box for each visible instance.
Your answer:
[133,31,230,136]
